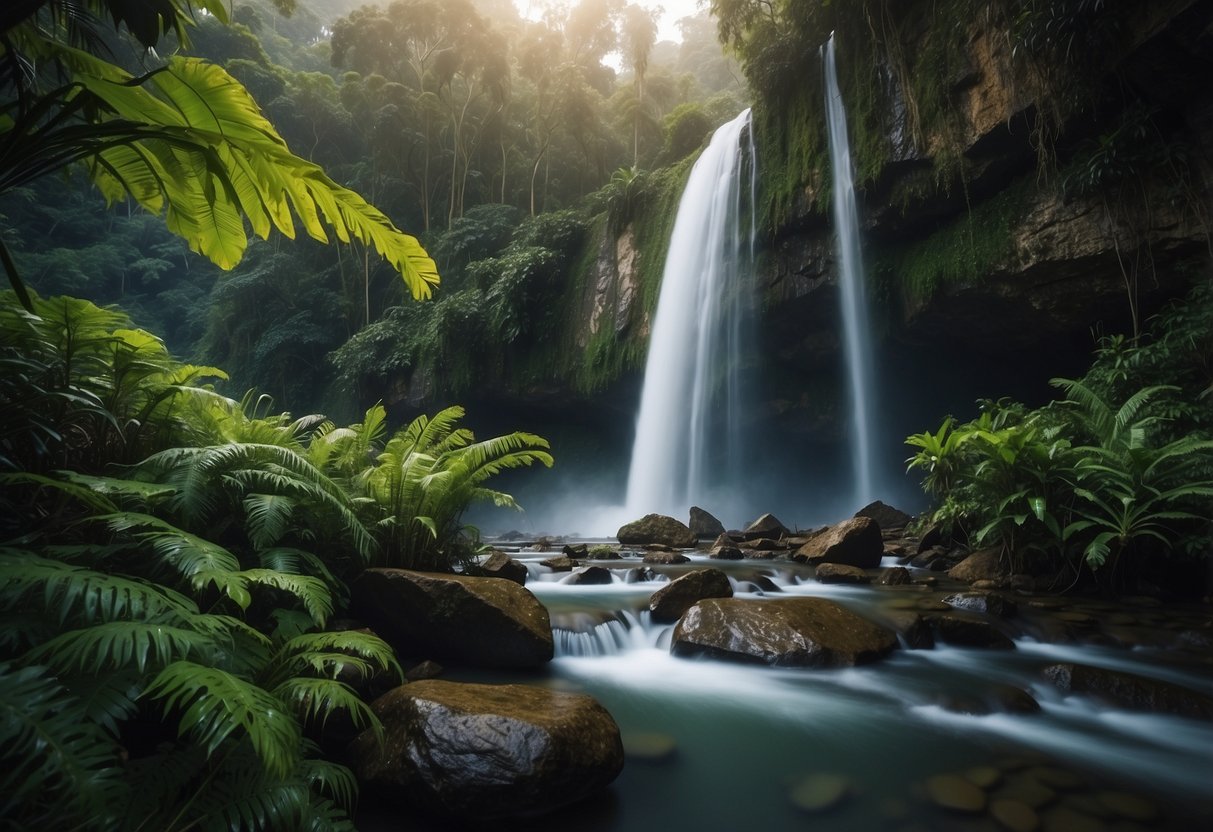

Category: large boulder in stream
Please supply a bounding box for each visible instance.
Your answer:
[739,513,791,541]
[689,506,726,539]
[671,597,897,667]
[351,680,623,821]
[649,568,733,623]
[351,569,553,669]
[854,500,913,531]
[792,516,883,569]
[617,514,697,548]
[948,548,1009,584]
[1043,663,1213,720]
[479,550,527,585]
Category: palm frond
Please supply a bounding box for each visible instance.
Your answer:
[27,620,210,674]
[243,492,297,550]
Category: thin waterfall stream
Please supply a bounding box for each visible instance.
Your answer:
[823,33,880,506]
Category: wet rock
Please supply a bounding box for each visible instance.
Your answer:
[1039,805,1103,832]
[881,610,934,649]
[671,597,898,668]
[625,567,657,583]
[739,513,792,541]
[991,684,1042,714]
[622,732,677,763]
[587,545,621,560]
[1042,662,1213,720]
[351,569,553,669]
[350,680,623,821]
[741,536,787,551]
[965,766,1003,789]
[928,614,1016,649]
[745,573,783,593]
[917,524,945,553]
[1028,766,1085,791]
[814,562,871,584]
[1095,791,1159,822]
[991,798,1040,832]
[855,500,913,531]
[709,544,745,560]
[644,543,677,552]
[562,543,589,558]
[792,516,883,569]
[916,576,939,587]
[480,550,528,585]
[943,591,1018,618]
[404,659,443,683]
[926,773,987,813]
[948,548,1009,583]
[565,566,614,585]
[688,506,726,539]
[541,556,576,572]
[998,774,1059,809]
[910,547,946,569]
[878,566,913,586]
[617,514,696,548]
[743,549,780,560]
[649,568,733,624]
[788,773,852,813]
[711,532,742,549]
[643,551,690,565]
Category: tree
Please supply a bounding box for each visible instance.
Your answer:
[1,0,438,310]
[621,4,660,167]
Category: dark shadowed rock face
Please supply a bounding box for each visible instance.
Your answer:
[855,500,913,530]
[480,550,527,585]
[928,614,1016,650]
[351,569,553,668]
[351,680,624,821]
[649,568,733,623]
[792,516,883,569]
[617,514,697,547]
[1043,663,1213,721]
[689,506,726,539]
[671,597,897,667]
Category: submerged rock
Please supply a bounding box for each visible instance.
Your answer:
[670,597,897,667]
[814,562,871,584]
[351,680,623,821]
[792,516,883,569]
[351,569,553,668]
[688,506,726,539]
[617,514,696,547]
[622,732,678,763]
[880,610,934,649]
[854,500,912,531]
[649,568,733,623]
[877,566,913,585]
[943,591,1018,618]
[788,773,853,813]
[1043,662,1213,720]
[643,551,690,565]
[927,773,987,813]
[928,613,1016,650]
[480,550,528,585]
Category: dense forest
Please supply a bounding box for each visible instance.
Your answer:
[3,1,1212,830]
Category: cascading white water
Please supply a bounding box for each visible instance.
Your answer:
[624,109,756,521]
[823,34,879,506]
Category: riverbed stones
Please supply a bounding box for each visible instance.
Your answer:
[643,551,690,565]
[927,773,987,813]
[943,591,1018,618]
[670,597,897,667]
[881,610,934,649]
[350,680,623,821]
[878,566,913,585]
[709,544,745,560]
[622,732,677,763]
[792,516,883,569]
[928,613,1016,649]
[480,550,527,585]
[562,543,589,558]
[1042,662,1213,720]
[788,773,852,813]
[990,798,1040,832]
[351,569,553,668]
[1095,791,1159,822]
[617,513,696,547]
[541,556,576,571]
[948,548,1009,583]
[814,562,871,584]
[855,500,913,531]
[649,568,732,623]
[565,566,613,585]
[739,513,791,541]
[688,506,726,539]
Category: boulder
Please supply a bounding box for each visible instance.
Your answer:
[943,591,1018,618]
[617,514,696,548]
[671,597,897,667]
[711,532,741,548]
[643,551,690,565]
[710,544,745,560]
[480,550,528,585]
[350,680,623,820]
[625,567,657,583]
[565,566,614,585]
[948,548,1009,583]
[881,610,934,649]
[877,566,913,586]
[649,568,733,624]
[741,537,788,551]
[541,556,576,572]
[814,563,871,584]
[1043,663,1213,720]
[351,569,553,668]
[562,543,589,558]
[855,500,913,530]
[792,517,883,569]
[928,614,1016,650]
[917,524,945,553]
[739,513,791,541]
[688,506,726,539]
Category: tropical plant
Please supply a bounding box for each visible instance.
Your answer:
[359,406,553,571]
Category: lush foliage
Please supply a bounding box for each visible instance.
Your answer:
[906,283,1213,588]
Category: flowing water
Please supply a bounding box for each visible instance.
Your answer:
[412,550,1213,832]
[824,34,880,507]
[624,109,757,524]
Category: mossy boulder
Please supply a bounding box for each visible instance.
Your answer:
[617,514,696,547]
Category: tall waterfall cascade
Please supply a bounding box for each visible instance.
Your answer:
[624,109,757,522]
[823,34,879,506]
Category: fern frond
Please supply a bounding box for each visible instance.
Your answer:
[238,569,332,627]
[243,493,297,550]
[272,677,381,742]
[28,620,209,674]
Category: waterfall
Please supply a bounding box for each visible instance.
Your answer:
[624,109,757,521]
[823,34,878,506]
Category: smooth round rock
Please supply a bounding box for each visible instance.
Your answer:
[1030,766,1085,791]
[966,765,1003,789]
[997,776,1057,809]
[788,773,851,813]
[621,732,677,763]
[1096,791,1159,822]
[991,798,1040,832]
[1041,806,1103,832]
[927,774,988,813]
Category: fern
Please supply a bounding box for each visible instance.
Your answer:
[27,620,209,674]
